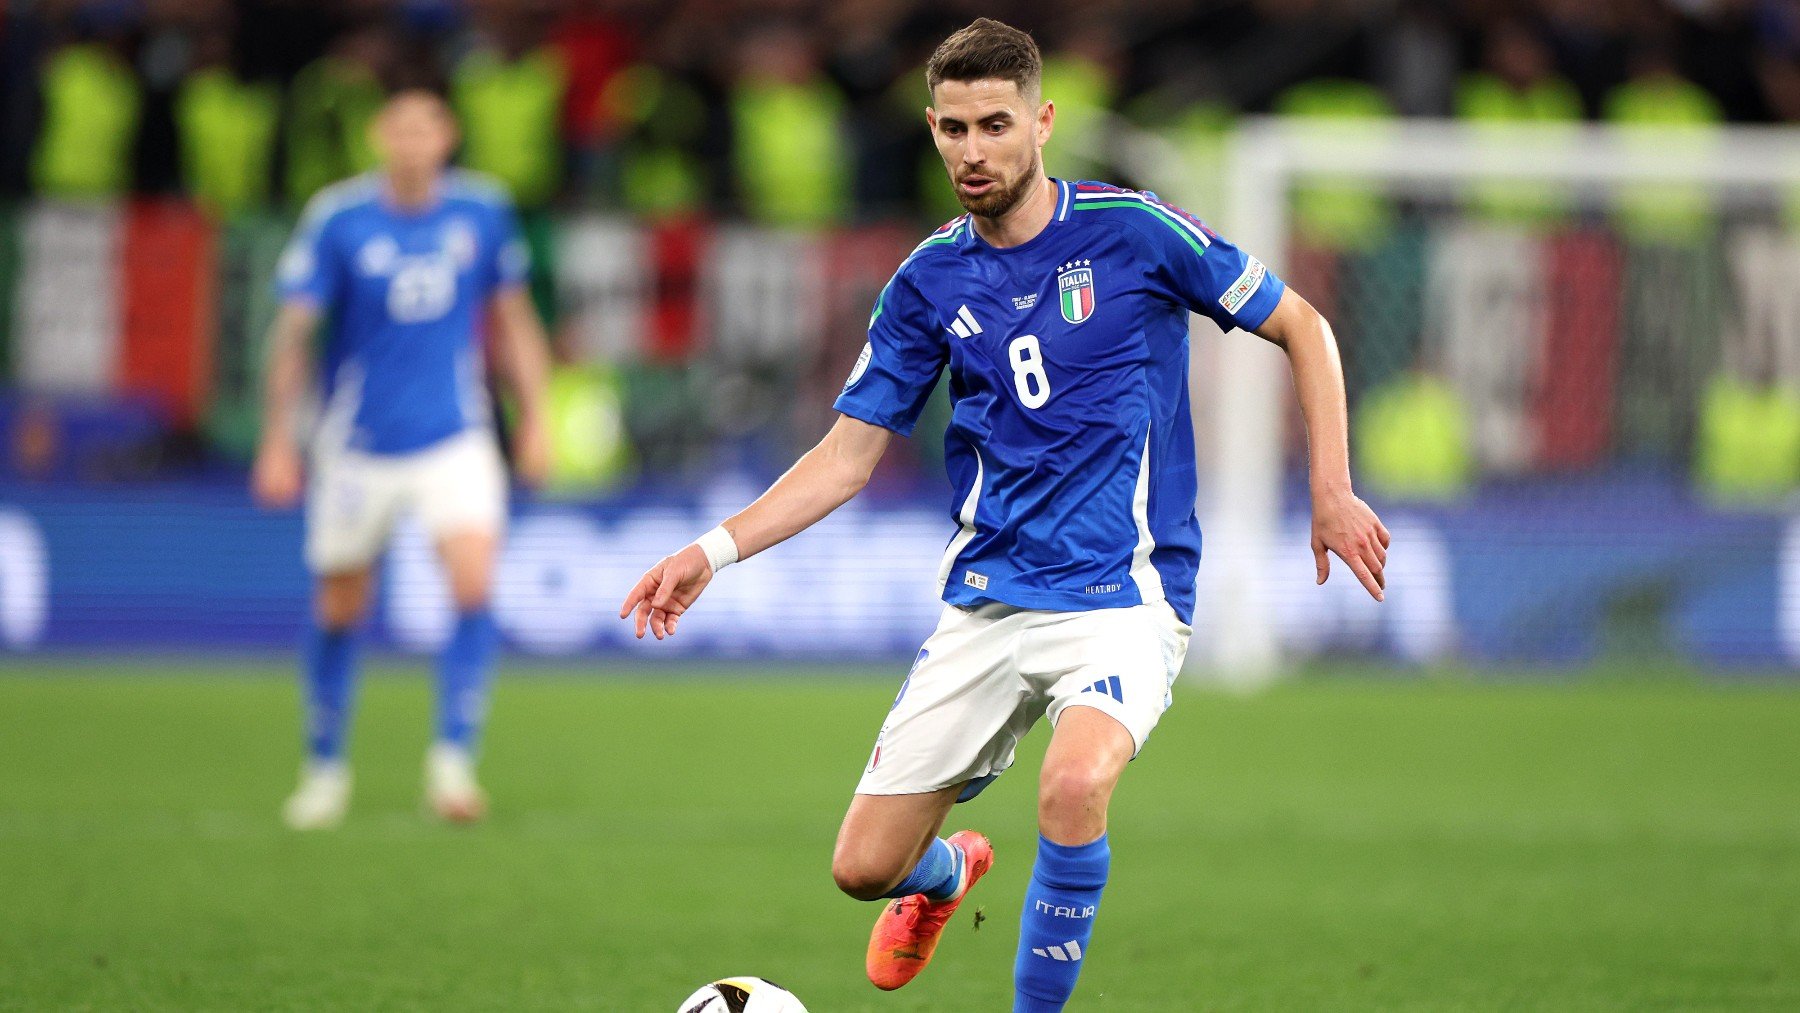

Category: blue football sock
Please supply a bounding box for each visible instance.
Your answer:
[302,623,359,762]
[1013,834,1111,1013]
[435,609,498,750]
[880,837,961,901]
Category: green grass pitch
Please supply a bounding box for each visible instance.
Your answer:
[1,662,1797,1010]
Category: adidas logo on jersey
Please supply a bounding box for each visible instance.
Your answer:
[1032,940,1084,962]
[1080,676,1124,703]
[947,305,983,339]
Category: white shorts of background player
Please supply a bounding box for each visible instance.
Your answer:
[305,429,507,574]
[855,599,1192,800]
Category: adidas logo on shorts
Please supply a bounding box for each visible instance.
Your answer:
[1079,676,1123,703]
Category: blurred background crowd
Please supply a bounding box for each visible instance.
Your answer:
[0,1,1798,663]
[2,0,1799,216]
[1,0,1799,491]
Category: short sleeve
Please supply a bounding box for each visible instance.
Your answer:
[274,198,344,307]
[482,199,531,294]
[1136,198,1287,333]
[832,268,947,437]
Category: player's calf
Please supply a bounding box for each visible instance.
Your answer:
[314,569,373,629]
[832,856,909,902]
[832,785,964,899]
[835,830,957,902]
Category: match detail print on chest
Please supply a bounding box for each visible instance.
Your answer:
[944,256,1101,343]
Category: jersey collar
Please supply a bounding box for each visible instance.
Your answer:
[962,178,1072,256]
[377,172,447,217]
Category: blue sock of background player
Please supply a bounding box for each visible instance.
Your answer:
[436,609,499,750]
[1013,834,1111,1012]
[302,622,359,763]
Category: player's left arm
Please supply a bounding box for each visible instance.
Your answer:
[1252,288,1391,601]
[488,287,552,488]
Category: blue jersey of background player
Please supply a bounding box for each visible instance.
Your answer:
[621,18,1390,1013]
[252,89,552,831]
[278,167,526,457]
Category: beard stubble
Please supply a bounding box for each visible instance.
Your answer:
[953,150,1043,219]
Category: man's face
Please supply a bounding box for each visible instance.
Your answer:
[373,92,458,178]
[927,78,1052,218]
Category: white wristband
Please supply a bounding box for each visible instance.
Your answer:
[694,526,740,575]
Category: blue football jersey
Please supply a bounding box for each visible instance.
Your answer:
[834,179,1288,623]
[276,170,530,455]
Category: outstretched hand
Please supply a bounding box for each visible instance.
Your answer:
[1312,491,1390,602]
[619,544,714,640]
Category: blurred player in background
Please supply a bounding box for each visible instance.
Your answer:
[623,18,1389,1011]
[253,89,551,830]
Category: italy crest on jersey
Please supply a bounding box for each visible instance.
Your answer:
[1058,261,1096,324]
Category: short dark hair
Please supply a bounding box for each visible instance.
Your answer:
[926,18,1042,99]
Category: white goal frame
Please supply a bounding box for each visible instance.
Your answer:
[1193,117,1800,687]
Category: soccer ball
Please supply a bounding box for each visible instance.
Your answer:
[676,976,808,1013]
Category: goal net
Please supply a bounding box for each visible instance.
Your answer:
[1176,119,1800,684]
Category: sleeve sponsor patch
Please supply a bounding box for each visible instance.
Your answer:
[1219,257,1267,316]
[844,342,873,389]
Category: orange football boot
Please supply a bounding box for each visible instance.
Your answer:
[865,829,995,990]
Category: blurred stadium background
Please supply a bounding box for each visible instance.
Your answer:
[2,0,1799,1009]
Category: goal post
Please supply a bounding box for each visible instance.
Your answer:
[1184,117,1800,687]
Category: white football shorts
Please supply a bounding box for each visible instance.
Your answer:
[305,428,507,574]
[855,599,1192,799]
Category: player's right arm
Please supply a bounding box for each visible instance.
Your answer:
[620,265,945,641]
[252,191,345,509]
[618,414,892,640]
[251,301,322,508]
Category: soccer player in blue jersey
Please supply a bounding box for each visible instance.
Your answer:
[253,90,551,830]
[620,19,1389,1011]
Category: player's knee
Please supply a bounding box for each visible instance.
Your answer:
[449,581,491,613]
[437,531,497,612]
[1037,762,1113,830]
[441,559,493,612]
[831,854,903,901]
[314,582,369,630]
[315,603,363,632]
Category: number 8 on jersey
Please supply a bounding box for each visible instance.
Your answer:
[1008,335,1050,409]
